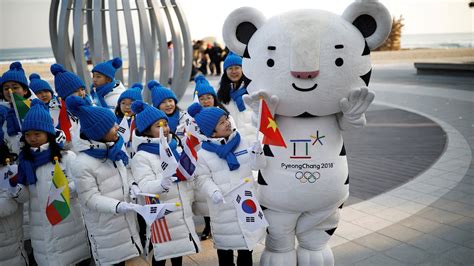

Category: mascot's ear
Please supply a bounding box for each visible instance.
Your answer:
[342,0,392,50]
[222,7,266,57]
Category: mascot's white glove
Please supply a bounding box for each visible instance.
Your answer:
[339,88,375,129]
[250,140,266,169]
[160,175,176,192]
[116,202,138,214]
[243,91,279,126]
[8,184,24,198]
[211,190,225,204]
[129,183,141,201]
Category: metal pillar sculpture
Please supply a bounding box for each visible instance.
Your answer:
[49,0,193,102]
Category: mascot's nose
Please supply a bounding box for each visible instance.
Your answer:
[291,71,319,79]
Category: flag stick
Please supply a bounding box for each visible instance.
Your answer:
[223,177,252,197]
[255,96,262,143]
[137,192,160,198]
[9,89,22,131]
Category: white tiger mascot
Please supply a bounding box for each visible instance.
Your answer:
[222,1,391,265]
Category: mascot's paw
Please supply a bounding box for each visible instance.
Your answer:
[260,249,296,266]
[297,245,334,266]
[243,90,279,115]
[340,87,375,119]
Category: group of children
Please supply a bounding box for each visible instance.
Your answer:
[0,52,265,266]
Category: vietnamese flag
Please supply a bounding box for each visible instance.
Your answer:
[58,99,72,141]
[259,98,286,148]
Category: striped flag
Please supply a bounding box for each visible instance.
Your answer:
[175,132,199,181]
[144,196,172,244]
[46,159,70,225]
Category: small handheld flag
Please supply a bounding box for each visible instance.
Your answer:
[229,179,268,232]
[0,159,18,190]
[175,132,199,181]
[142,195,180,243]
[258,98,286,148]
[58,98,72,141]
[118,113,131,141]
[46,157,70,225]
[158,123,178,178]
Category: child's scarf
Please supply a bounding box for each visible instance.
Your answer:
[18,148,52,185]
[167,110,180,133]
[6,107,21,136]
[230,87,247,112]
[137,138,180,160]
[201,132,241,171]
[83,135,129,166]
[91,81,115,108]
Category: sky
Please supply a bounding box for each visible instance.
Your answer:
[0,0,472,49]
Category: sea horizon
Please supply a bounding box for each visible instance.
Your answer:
[0,32,472,64]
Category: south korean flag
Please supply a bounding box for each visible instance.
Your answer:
[230,180,268,232]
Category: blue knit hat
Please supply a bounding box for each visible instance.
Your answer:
[223,52,242,70]
[22,99,56,135]
[0,106,7,144]
[1,62,29,89]
[131,100,168,134]
[148,80,178,107]
[92,57,122,80]
[29,73,54,95]
[187,103,226,137]
[51,64,86,100]
[66,96,117,141]
[117,82,143,105]
[194,75,216,97]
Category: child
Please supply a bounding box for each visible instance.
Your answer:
[50,63,93,148]
[91,57,126,110]
[130,100,200,266]
[217,53,256,143]
[115,82,143,123]
[0,107,27,266]
[15,99,91,265]
[188,103,266,266]
[66,95,143,265]
[0,61,32,155]
[29,73,54,104]
[148,80,192,142]
[51,63,90,102]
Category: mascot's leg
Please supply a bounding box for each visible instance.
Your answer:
[295,208,341,266]
[260,209,300,266]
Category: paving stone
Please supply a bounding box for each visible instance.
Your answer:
[354,254,406,266]
[399,215,443,233]
[353,232,403,252]
[407,233,459,254]
[333,242,377,265]
[416,206,465,224]
[384,243,430,264]
[437,246,474,264]
[377,224,424,242]
[430,224,474,245]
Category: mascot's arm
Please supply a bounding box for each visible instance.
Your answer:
[249,140,266,170]
[337,88,374,130]
[243,91,279,127]
[194,158,220,198]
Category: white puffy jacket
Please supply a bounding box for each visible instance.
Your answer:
[130,132,200,261]
[0,173,27,266]
[223,101,256,144]
[92,81,126,112]
[72,136,142,265]
[16,145,90,266]
[194,131,265,250]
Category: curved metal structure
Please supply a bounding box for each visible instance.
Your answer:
[49,0,193,102]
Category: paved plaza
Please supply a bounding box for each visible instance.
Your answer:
[173,62,474,265]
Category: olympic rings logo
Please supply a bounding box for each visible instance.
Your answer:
[295,171,320,183]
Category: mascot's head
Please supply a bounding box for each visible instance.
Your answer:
[222,0,391,117]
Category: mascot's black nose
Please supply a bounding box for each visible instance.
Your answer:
[291,70,319,79]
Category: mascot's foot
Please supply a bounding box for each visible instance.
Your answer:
[297,245,334,266]
[260,249,296,266]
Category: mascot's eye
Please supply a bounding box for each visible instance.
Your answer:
[267,59,275,67]
[335,58,344,67]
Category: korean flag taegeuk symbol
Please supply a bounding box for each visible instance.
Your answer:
[231,181,268,232]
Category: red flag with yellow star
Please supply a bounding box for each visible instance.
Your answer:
[259,98,286,148]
